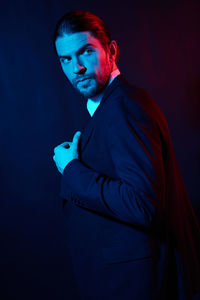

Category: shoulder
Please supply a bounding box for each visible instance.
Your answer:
[106,84,156,129]
[105,79,170,144]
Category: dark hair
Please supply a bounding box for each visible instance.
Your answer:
[52,10,120,63]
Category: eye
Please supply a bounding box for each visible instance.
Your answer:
[60,57,71,64]
[83,48,93,55]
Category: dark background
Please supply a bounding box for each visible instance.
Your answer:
[1,0,200,299]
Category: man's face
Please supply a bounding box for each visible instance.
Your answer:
[55,31,112,98]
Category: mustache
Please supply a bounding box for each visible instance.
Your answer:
[74,75,96,85]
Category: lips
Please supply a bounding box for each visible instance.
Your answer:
[76,77,92,84]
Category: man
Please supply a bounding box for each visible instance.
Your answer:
[52,10,200,300]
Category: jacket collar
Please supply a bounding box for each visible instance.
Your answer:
[80,74,128,153]
[101,74,127,105]
[89,74,128,119]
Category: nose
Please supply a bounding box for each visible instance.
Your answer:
[73,58,86,75]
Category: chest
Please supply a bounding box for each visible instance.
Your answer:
[80,118,118,179]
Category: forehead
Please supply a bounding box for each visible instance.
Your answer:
[55,31,103,56]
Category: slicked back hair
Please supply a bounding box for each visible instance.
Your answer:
[52,10,120,63]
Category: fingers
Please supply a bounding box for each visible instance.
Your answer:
[53,155,62,174]
[53,131,81,153]
[59,141,71,147]
[54,142,71,154]
[72,131,82,145]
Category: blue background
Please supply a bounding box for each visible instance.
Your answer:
[1,0,200,299]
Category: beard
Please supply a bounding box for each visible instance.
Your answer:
[73,59,112,98]
[75,75,110,98]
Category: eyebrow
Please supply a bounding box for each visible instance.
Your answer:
[58,43,95,58]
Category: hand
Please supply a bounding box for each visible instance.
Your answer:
[53,131,81,174]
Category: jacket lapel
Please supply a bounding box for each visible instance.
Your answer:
[80,74,126,154]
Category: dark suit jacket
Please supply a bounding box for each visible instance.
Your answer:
[60,74,200,300]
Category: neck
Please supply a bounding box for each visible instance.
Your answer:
[89,66,120,102]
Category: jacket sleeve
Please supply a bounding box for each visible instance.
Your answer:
[60,100,166,227]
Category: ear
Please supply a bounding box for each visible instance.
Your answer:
[108,40,118,61]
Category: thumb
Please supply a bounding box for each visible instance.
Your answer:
[72,131,82,145]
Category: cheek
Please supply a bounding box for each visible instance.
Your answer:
[97,56,110,78]
[93,53,109,75]
[100,50,110,67]
[91,50,106,67]
[61,65,72,80]
[86,56,97,71]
